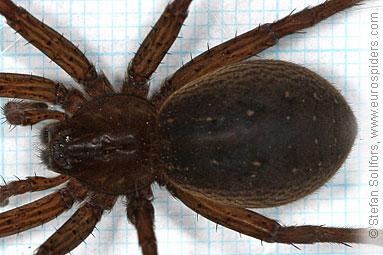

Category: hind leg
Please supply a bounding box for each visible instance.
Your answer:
[167,183,382,246]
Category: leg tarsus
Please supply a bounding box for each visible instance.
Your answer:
[272,225,382,245]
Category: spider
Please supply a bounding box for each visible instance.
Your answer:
[0,0,381,254]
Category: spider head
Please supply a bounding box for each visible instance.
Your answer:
[40,94,159,195]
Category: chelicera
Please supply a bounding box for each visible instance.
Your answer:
[0,0,380,254]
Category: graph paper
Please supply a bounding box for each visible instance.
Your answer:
[0,0,382,254]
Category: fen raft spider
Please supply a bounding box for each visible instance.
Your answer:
[0,0,381,254]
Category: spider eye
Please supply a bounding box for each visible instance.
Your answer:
[64,135,71,143]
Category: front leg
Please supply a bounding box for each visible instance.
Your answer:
[122,0,193,98]
[167,183,382,246]
[0,0,113,98]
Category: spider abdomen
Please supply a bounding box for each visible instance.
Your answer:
[158,60,357,208]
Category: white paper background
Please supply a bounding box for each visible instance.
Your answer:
[0,0,382,254]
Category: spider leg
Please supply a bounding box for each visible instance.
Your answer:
[0,73,87,115]
[168,184,383,246]
[0,0,113,98]
[3,101,65,126]
[151,0,365,106]
[0,175,69,206]
[122,0,193,98]
[35,192,117,255]
[126,187,157,255]
[0,179,88,238]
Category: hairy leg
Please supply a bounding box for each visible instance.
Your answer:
[0,73,86,114]
[0,179,88,238]
[167,183,382,246]
[127,187,157,255]
[3,101,65,126]
[0,0,113,98]
[35,192,117,255]
[122,0,193,98]
[151,0,365,106]
[0,175,69,206]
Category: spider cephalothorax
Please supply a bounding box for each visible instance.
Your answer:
[41,94,159,195]
[0,0,381,255]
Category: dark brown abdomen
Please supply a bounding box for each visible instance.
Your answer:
[158,60,357,208]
